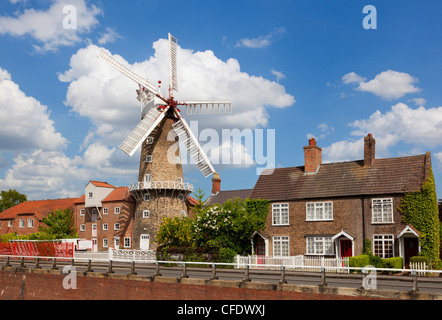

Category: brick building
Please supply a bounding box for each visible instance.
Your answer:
[0,198,77,236]
[250,134,432,265]
[74,181,135,252]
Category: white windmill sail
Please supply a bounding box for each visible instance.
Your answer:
[98,50,166,102]
[169,33,178,93]
[120,106,169,156]
[183,101,232,115]
[172,116,215,178]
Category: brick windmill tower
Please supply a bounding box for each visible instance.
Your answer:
[98,34,231,250]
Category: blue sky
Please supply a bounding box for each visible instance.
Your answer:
[0,0,442,200]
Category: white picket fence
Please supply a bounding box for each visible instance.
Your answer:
[109,248,156,262]
[409,261,427,276]
[235,255,350,273]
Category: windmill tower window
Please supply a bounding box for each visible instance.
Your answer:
[147,137,153,144]
[146,155,153,163]
[176,156,181,164]
[144,193,151,201]
[143,210,150,218]
[178,177,183,184]
[144,174,151,183]
[178,194,184,201]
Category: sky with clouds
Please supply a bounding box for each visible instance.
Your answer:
[0,0,441,200]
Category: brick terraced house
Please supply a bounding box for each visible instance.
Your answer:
[250,134,432,266]
[0,198,77,236]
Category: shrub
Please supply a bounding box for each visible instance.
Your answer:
[216,247,237,264]
[382,257,403,269]
[410,255,431,264]
[349,254,370,268]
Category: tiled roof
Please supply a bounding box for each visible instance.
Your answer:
[206,189,253,206]
[89,180,115,188]
[250,153,430,201]
[0,198,78,221]
[102,187,131,202]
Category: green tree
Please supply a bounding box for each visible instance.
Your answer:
[39,208,78,239]
[156,216,194,249]
[0,189,27,212]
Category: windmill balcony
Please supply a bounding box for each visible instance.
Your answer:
[129,181,194,193]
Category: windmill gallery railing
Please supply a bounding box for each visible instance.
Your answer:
[129,181,194,193]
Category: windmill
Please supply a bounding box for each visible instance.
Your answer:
[98,33,231,250]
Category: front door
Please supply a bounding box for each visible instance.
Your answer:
[340,239,352,257]
[140,234,150,250]
[404,237,419,266]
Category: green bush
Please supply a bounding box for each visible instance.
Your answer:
[216,247,236,264]
[349,255,370,268]
[410,255,430,264]
[382,257,403,269]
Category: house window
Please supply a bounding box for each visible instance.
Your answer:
[306,237,334,255]
[272,203,289,225]
[19,219,25,228]
[80,209,85,216]
[27,219,34,228]
[115,207,120,214]
[306,202,333,221]
[103,223,108,231]
[103,238,108,248]
[372,198,393,223]
[124,237,131,248]
[103,208,108,214]
[8,221,12,227]
[373,234,394,258]
[273,236,289,256]
[80,224,86,232]
[146,155,152,163]
[114,223,120,230]
[144,193,150,201]
[88,192,93,198]
[114,237,120,248]
[143,210,149,218]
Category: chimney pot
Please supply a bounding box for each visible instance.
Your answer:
[212,172,221,194]
[304,138,322,173]
[364,133,376,167]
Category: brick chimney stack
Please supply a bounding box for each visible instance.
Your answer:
[212,172,221,194]
[364,133,376,167]
[304,138,322,173]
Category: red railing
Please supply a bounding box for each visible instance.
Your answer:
[0,241,74,258]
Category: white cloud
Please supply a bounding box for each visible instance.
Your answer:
[342,70,420,100]
[342,72,366,84]
[0,0,101,52]
[97,27,121,45]
[0,66,67,152]
[323,102,442,163]
[409,97,426,106]
[235,27,287,48]
[59,40,295,144]
[271,69,286,82]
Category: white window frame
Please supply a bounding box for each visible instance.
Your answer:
[27,219,34,228]
[114,223,120,231]
[103,238,108,248]
[144,174,151,183]
[273,236,290,256]
[143,210,149,218]
[272,203,289,226]
[372,198,393,224]
[147,137,153,144]
[306,237,334,256]
[114,207,120,215]
[306,202,333,221]
[103,207,108,215]
[80,209,85,216]
[8,220,12,227]
[19,219,25,228]
[373,234,394,258]
[144,193,150,201]
[124,237,131,248]
[145,155,153,163]
[176,156,181,164]
[88,192,93,199]
[80,224,86,232]
[103,223,108,231]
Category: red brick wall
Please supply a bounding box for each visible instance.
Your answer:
[0,271,378,301]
